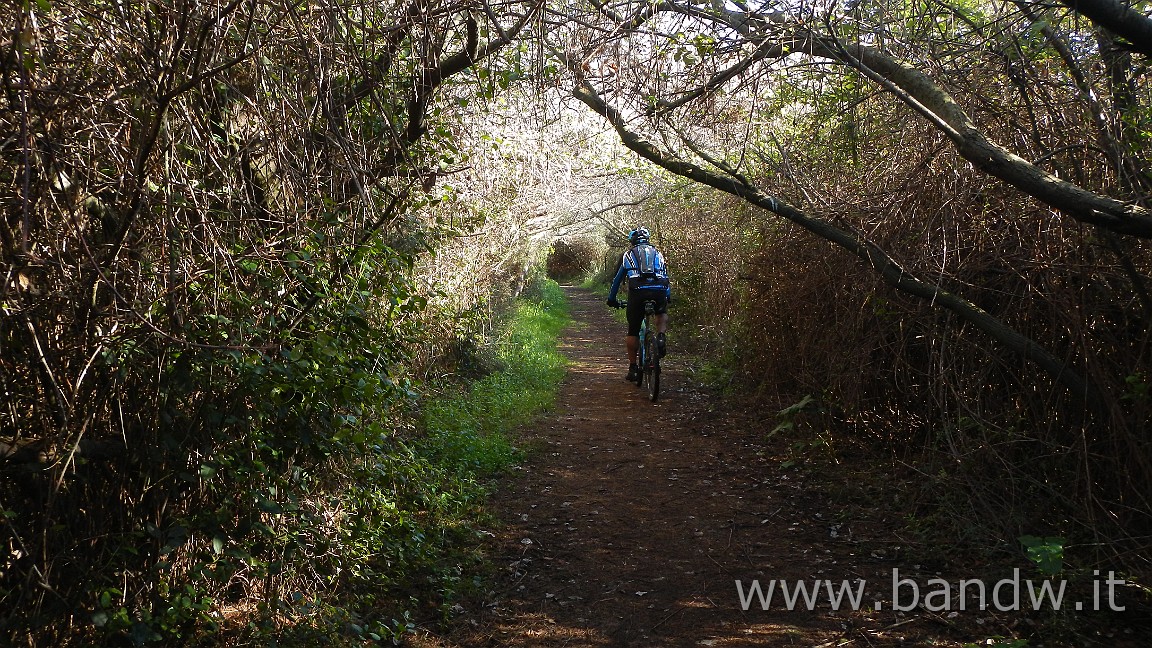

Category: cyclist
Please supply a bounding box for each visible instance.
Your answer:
[606,227,670,382]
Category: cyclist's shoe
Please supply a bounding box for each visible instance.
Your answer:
[657,333,667,358]
[626,363,639,382]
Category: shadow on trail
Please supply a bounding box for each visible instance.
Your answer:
[416,287,980,648]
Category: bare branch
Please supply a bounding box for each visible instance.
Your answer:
[570,73,1094,400]
[1056,0,1152,58]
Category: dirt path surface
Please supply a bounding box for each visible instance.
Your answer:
[413,287,1047,647]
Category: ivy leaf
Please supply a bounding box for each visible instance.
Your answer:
[258,497,284,515]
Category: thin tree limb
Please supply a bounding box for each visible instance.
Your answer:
[570,74,1094,401]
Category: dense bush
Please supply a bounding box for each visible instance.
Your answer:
[556,0,1152,578]
[0,0,547,643]
[610,119,1152,576]
[636,211,1143,580]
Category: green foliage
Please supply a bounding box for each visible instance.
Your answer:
[688,357,736,392]
[122,277,566,644]
[1122,372,1150,403]
[71,244,432,644]
[1019,536,1065,576]
[265,280,566,637]
[423,279,570,477]
[770,394,820,437]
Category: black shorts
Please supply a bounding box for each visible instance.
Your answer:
[626,290,668,337]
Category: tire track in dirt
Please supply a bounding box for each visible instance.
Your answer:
[415,287,983,647]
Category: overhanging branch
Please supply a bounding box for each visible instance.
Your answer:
[1056,0,1152,58]
[570,75,1094,402]
[650,2,1152,238]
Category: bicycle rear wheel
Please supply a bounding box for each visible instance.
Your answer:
[644,319,660,401]
[647,365,660,401]
[635,322,646,388]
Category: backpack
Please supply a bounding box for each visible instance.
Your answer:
[625,244,669,291]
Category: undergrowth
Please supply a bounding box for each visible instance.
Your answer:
[219,280,570,646]
[422,279,571,477]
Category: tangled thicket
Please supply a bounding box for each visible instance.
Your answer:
[1,0,549,643]
[5,0,1152,642]
[572,0,1152,576]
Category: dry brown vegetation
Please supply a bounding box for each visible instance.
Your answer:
[3,0,1152,644]
[1,0,550,643]
[582,2,1152,579]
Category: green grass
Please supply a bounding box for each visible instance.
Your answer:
[280,280,572,642]
[579,274,611,291]
[579,275,631,327]
[422,279,571,476]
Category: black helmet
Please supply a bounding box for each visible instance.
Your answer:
[628,227,650,245]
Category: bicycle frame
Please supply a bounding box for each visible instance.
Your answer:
[616,297,662,401]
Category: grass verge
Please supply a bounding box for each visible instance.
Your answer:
[270,280,571,645]
[421,278,570,476]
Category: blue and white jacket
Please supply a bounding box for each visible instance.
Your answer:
[608,244,671,303]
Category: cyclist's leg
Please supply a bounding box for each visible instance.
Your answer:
[625,299,644,377]
[626,335,639,365]
[653,293,669,328]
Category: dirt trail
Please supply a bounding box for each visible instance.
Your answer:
[415,287,998,647]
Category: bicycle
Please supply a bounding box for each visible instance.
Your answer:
[617,299,661,402]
